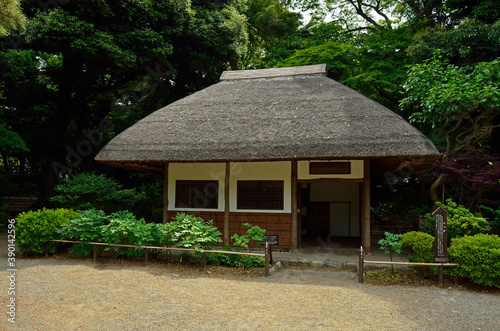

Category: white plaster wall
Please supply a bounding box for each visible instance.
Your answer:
[309,182,360,237]
[168,161,291,213]
[229,161,291,213]
[298,160,364,179]
[168,163,226,212]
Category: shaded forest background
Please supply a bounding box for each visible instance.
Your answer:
[1,0,499,226]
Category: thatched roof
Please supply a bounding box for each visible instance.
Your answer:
[96,64,439,173]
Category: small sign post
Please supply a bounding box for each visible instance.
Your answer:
[433,206,449,286]
[261,235,278,265]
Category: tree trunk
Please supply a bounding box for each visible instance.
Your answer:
[430,174,447,204]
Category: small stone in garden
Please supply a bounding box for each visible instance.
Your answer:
[206,271,212,275]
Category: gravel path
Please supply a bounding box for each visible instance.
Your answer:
[1,237,499,330]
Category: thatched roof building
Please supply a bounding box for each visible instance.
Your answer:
[96,64,439,172]
[96,64,439,253]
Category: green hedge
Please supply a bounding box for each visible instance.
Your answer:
[400,231,434,263]
[448,234,500,288]
[17,208,79,255]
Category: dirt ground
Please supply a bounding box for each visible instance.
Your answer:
[1,238,499,330]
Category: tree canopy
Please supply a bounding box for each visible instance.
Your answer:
[0,0,498,216]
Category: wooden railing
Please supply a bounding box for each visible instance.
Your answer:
[50,240,272,277]
[358,246,458,286]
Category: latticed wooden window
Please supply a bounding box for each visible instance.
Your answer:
[309,162,351,175]
[175,180,218,209]
[237,181,284,210]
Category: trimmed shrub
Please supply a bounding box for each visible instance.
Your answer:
[401,231,435,263]
[448,234,500,288]
[17,208,79,255]
[425,199,490,239]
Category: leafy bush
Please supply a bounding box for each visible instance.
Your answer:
[165,213,222,251]
[378,232,402,273]
[378,232,403,259]
[401,231,435,263]
[17,208,79,255]
[205,245,241,267]
[425,199,490,239]
[101,210,155,257]
[58,209,109,255]
[50,173,146,213]
[448,234,500,288]
[231,223,267,250]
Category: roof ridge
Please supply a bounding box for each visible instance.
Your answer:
[220,64,327,81]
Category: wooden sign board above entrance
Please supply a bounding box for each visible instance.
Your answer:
[432,206,449,263]
[261,235,278,246]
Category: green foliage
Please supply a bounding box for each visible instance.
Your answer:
[58,209,108,256]
[205,223,267,268]
[231,223,267,250]
[401,56,500,152]
[0,0,26,37]
[378,232,403,274]
[448,234,500,288]
[378,232,403,256]
[0,113,29,154]
[58,209,166,257]
[205,245,244,267]
[16,208,79,255]
[408,20,500,66]
[166,213,222,251]
[101,211,155,258]
[401,231,435,263]
[228,223,266,268]
[51,173,146,213]
[480,205,500,234]
[277,41,358,81]
[425,199,490,239]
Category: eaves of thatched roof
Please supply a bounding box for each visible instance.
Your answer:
[95,64,439,173]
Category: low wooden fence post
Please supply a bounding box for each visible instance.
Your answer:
[439,264,444,287]
[93,244,98,263]
[358,246,364,283]
[265,242,270,277]
[145,248,149,265]
[202,252,207,271]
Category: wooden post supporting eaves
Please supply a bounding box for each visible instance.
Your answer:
[291,160,298,251]
[224,162,230,245]
[361,160,371,254]
[163,163,169,224]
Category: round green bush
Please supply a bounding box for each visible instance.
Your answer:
[17,208,79,255]
[448,234,500,288]
[401,231,435,263]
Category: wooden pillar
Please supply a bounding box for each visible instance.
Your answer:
[361,160,371,254]
[291,160,298,251]
[163,163,169,224]
[224,162,230,245]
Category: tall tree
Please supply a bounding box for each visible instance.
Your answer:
[274,26,412,110]
[401,56,500,203]
[0,0,251,197]
[285,0,401,31]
